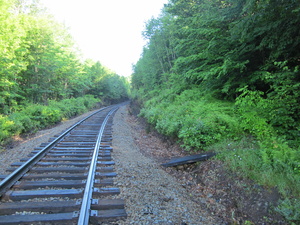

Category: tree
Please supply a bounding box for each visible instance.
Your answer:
[1,0,129,113]
[0,0,27,114]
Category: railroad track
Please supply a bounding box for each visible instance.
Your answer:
[0,104,127,224]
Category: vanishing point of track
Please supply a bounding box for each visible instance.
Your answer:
[0,103,127,224]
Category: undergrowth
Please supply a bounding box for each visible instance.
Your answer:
[138,87,300,224]
[0,95,100,145]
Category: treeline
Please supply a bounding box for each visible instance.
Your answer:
[132,0,300,223]
[0,0,129,115]
[0,0,129,144]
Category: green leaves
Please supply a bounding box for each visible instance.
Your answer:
[133,1,300,222]
[0,0,129,114]
[133,0,300,143]
[140,88,243,150]
[0,95,100,145]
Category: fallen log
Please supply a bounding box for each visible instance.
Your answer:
[161,152,216,167]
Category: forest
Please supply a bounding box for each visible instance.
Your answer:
[0,0,129,145]
[131,0,300,223]
[1,0,300,223]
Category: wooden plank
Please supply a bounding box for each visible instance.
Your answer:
[22,173,86,180]
[161,152,216,167]
[14,179,113,189]
[41,153,94,157]
[6,167,88,173]
[40,156,111,161]
[0,212,75,224]
[93,188,120,196]
[100,142,111,146]
[52,147,94,150]
[13,180,85,189]
[11,162,90,167]
[97,161,115,166]
[57,142,95,146]
[95,172,117,178]
[48,150,110,154]
[93,199,125,210]
[20,157,92,162]
[70,131,98,135]
[29,166,88,173]
[41,157,93,161]
[62,138,97,142]
[9,166,114,173]
[31,149,110,154]
[13,161,115,168]
[64,134,97,137]
[96,167,115,172]
[3,189,83,201]
[43,152,111,157]
[91,209,127,222]
[0,200,79,215]
[100,146,113,151]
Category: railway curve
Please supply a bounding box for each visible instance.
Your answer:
[0,103,127,224]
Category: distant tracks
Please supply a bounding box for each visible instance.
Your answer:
[0,103,127,224]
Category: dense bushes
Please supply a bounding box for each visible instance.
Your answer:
[138,87,300,222]
[140,88,243,150]
[132,1,300,222]
[49,95,99,119]
[0,95,99,145]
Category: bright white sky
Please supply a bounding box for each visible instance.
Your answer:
[40,0,168,77]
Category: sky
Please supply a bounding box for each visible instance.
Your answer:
[40,0,169,77]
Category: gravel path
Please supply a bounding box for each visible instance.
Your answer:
[112,105,219,224]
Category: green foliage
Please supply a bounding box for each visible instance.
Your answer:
[235,88,274,139]
[0,115,15,145]
[140,88,243,150]
[0,0,129,115]
[23,104,62,127]
[132,0,300,222]
[49,95,99,119]
[8,111,39,134]
[276,198,300,222]
[0,0,128,146]
[235,86,300,173]
[0,95,100,145]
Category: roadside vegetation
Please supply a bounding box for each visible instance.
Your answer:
[0,0,129,145]
[131,0,300,223]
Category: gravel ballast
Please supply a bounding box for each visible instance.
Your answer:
[112,105,219,224]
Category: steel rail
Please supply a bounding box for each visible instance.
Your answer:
[0,106,109,197]
[77,106,119,225]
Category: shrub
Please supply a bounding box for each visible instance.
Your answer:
[49,95,99,119]
[22,104,61,128]
[140,88,243,150]
[0,95,101,145]
[8,112,38,134]
[0,115,15,145]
